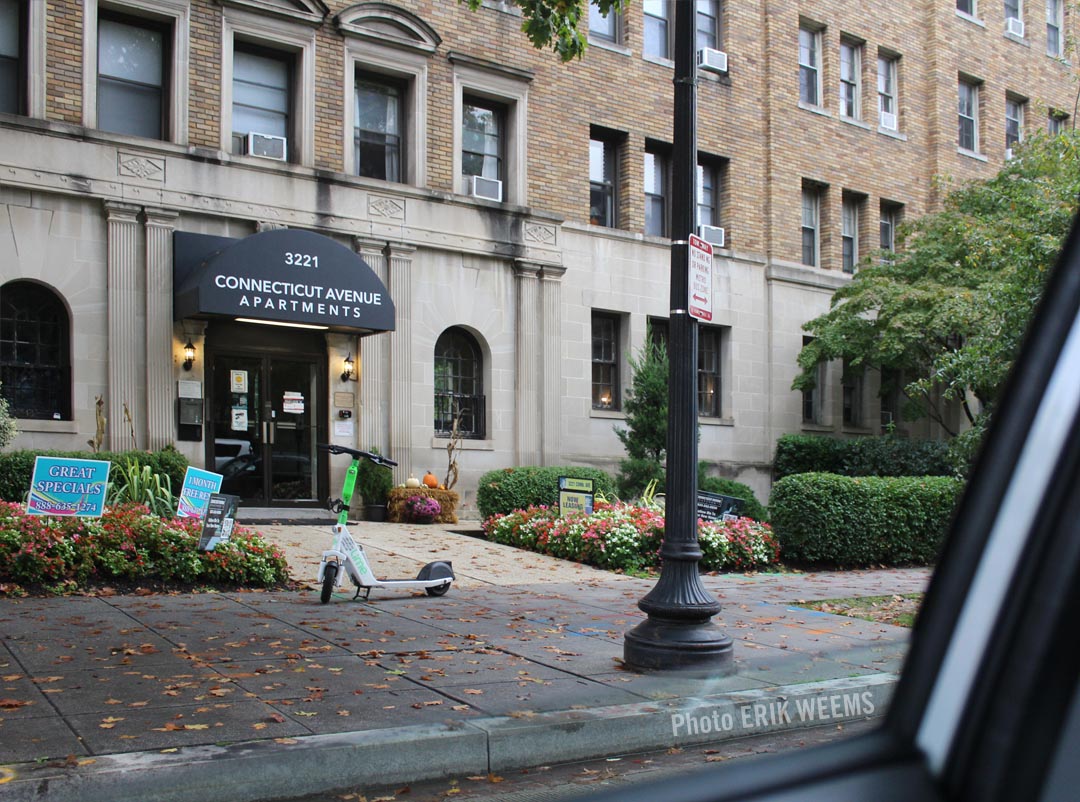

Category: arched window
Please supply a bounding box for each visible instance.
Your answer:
[434,327,485,439]
[0,281,71,419]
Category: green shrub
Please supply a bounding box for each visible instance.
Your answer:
[615,458,665,499]
[697,473,769,522]
[476,466,616,519]
[356,448,394,505]
[769,472,962,566]
[0,501,289,591]
[0,447,189,503]
[107,459,178,518]
[772,434,952,480]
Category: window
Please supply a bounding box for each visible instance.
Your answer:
[842,360,864,426]
[645,148,669,237]
[1048,110,1068,134]
[799,26,821,106]
[696,0,720,52]
[879,368,901,431]
[801,184,820,267]
[842,195,859,274]
[801,335,823,424]
[434,327,485,439]
[839,40,861,120]
[1005,0,1022,22]
[1006,97,1024,155]
[880,200,901,255]
[697,160,719,229]
[0,281,71,420]
[588,2,620,44]
[231,45,291,156]
[698,326,722,418]
[462,96,504,186]
[1047,0,1063,55]
[957,0,976,15]
[958,78,979,152]
[878,54,898,130]
[591,312,620,410]
[355,72,403,182]
[589,134,618,227]
[97,12,167,139]
[0,0,24,114]
[643,0,670,59]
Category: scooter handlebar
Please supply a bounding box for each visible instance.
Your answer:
[317,443,398,467]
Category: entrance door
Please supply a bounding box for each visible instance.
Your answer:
[211,354,320,505]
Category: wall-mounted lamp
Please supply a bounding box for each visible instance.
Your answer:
[182,339,196,371]
[341,353,357,382]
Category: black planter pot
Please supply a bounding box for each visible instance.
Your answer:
[364,503,387,522]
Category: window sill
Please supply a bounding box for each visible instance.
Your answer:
[840,116,871,131]
[798,101,831,119]
[801,422,833,433]
[843,424,876,435]
[701,416,734,427]
[590,408,626,420]
[877,126,907,141]
[16,418,78,434]
[958,147,988,162]
[1004,30,1029,46]
[587,37,630,56]
[430,436,493,451]
[955,10,985,27]
[642,54,675,69]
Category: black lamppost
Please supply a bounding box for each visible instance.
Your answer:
[623,1,734,674]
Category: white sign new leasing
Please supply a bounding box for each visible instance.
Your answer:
[688,234,713,322]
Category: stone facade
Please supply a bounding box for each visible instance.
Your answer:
[1,0,1076,511]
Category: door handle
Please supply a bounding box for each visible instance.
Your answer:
[268,421,276,445]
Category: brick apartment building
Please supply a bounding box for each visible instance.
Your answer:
[0,0,1075,512]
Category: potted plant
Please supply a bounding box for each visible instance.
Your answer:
[357,449,394,522]
[404,495,441,524]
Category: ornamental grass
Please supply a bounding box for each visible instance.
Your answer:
[0,501,290,595]
[483,500,780,573]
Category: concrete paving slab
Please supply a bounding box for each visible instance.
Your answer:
[0,715,86,764]
[432,676,648,716]
[33,666,232,716]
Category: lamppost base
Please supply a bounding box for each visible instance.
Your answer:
[624,615,735,676]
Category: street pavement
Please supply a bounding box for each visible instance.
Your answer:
[0,512,931,802]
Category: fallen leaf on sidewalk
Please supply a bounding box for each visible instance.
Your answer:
[0,698,31,709]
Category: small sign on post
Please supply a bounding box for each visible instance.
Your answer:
[197,493,240,552]
[559,477,595,517]
[688,233,714,323]
[695,490,744,523]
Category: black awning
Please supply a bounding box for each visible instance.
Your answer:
[173,229,395,334]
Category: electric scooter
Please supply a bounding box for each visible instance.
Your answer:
[316,444,454,603]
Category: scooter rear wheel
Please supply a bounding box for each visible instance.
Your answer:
[320,562,338,604]
[425,581,451,597]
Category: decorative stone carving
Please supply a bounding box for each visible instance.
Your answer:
[524,223,556,245]
[369,196,405,219]
[118,154,165,181]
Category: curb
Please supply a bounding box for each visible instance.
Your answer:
[0,674,897,802]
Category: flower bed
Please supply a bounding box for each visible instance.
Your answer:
[483,500,780,573]
[0,501,290,595]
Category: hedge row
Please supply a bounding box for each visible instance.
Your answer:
[769,472,963,566]
[476,466,616,519]
[772,434,953,480]
[0,447,189,503]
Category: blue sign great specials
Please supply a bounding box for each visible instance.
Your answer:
[177,467,224,519]
[26,456,111,517]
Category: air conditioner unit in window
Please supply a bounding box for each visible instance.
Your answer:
[696,47,729,75]
[697,225,726,248]
[1005,147,1015,160]
[246,132,287,161]
[880,111,897,130]
[466,174,503,202]
[1005,16,1024,37]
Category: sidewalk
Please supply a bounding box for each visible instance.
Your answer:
[0,516,930,802]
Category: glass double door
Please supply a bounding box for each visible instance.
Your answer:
[211,354,320,505]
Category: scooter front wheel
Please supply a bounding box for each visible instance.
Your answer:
[320,562,339,604]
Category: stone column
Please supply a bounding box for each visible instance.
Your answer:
[144,208,179,450]
[385,242,416,484]
[355,237,389,455]
[105,201,142,451]
[539,263,566,466]
[513,260,542,466]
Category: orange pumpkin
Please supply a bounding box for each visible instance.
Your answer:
[422,471,439,488]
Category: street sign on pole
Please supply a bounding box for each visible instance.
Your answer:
[688,233,713,322]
